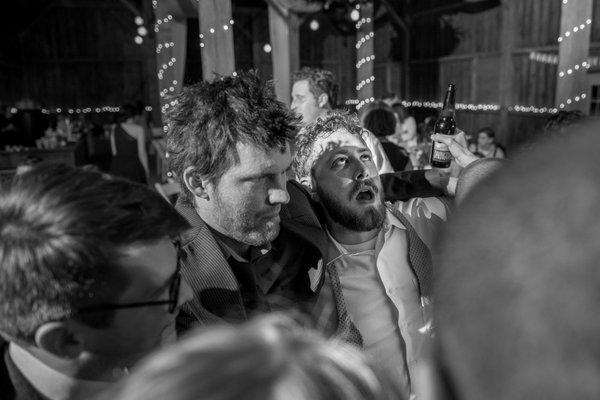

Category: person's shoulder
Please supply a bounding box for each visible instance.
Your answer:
[120,122,144,137]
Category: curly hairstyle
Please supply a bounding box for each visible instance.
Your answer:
[293,110,364,181]
[292,67,339,107]
[165,71,300,203]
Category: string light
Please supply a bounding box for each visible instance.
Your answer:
[557,18,591,42]
[356,55,375,69]
[354,6,375,111]
[558,93,587,109]
[36,105,152,114]
[356,97,376,110]
[389,100,558,114]
[356,76,375,91]
[198,19,235,48]
[355,31,374,49]
[528,52,558,65]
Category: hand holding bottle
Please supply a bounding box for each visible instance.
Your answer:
[430,130,479,169]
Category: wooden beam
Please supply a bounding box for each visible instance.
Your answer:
[198,0,235,79]
[555,0,593,113]
[117,0,141,16]
[380,0,410,97]
[498,0,515,146]
[268,5,300,104]
[264,0,321,17]
[357,1,375,109]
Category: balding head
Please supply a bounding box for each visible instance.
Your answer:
[435,121,600,400]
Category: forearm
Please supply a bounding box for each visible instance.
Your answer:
[380,170,445,202]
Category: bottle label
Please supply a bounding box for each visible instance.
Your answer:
[432,143,452,162]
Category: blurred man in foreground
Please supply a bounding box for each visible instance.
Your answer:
[0,164,192,400]
[432,121,600,400]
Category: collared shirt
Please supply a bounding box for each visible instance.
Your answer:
[209,226,317,317]
[323,199,447,395]
[8,343,113,400]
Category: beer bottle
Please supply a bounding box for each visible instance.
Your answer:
[429,83,456,168]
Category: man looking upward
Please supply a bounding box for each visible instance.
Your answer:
[293,111,450,397]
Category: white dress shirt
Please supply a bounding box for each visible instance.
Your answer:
[323,198,447,395]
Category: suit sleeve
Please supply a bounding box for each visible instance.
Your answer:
[381,170,444,202]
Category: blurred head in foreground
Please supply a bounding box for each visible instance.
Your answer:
[106,314,404,400]
[434,120,600,400]
[0,164,191,383]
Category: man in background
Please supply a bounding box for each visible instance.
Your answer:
[0,164,192,400]
[291,67,394,174]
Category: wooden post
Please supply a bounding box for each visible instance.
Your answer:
[357,1,375,110]
[498,0,515,146]
[268,6,300,105]
[141,0,160,124]
[555,0,592,113]
[155,1,187,126]
[198,0,235,79]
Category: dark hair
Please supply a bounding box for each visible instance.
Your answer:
[390,103,410,123]
[166,71,299,203]
[0,164,189,342]
[116,103,140,124]
[477,127,495,139]
[293,110,364,180]
[363,106,396,138]
[292,68,338,108]
[435,121,600,400]
[544,110,585,133]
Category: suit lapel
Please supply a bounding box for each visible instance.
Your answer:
[175,199,246,324]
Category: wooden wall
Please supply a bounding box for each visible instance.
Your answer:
[0,60,21,105]
[299,15,357,104]
[409,0,600,150]
[18,0,156,111]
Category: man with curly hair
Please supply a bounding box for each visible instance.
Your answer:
[293,110,458,397]
[291,67,394,174]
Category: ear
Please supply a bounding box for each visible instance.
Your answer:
[317,93,329,109]
[299,176,319,201]
[183,166,210,200]
[34,322,84,359]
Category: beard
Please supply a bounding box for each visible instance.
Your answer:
[317,179,386,232]
[210,190,281,247]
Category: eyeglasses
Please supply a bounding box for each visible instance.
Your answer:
[77,240,183,315]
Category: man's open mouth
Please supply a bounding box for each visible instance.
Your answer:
[355,187,375,201]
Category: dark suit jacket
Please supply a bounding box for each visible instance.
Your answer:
[175,180,330,333]
[175,175,441,333]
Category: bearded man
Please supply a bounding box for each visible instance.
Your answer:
[293,110,451,397]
